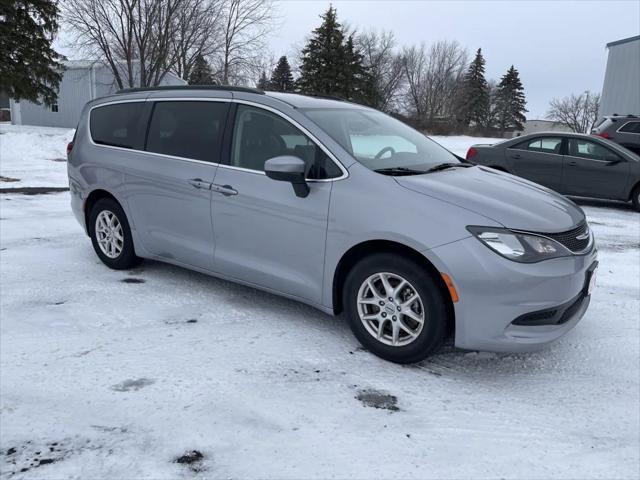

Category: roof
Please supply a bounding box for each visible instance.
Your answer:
[606,35,640,48]
[117,85,264,95]
[112,86,365,109]
[265,92,366,109]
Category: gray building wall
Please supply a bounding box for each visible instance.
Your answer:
[12,61,187,128]
[599,36,640,119]
[17,66,93,128]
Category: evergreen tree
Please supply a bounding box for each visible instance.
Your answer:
[256,70,270,90]
[269,56,294,92]
[494,65,527,133]
[456,48,490,128]
[0,0,64,106]
[188,54,215,85]
[297,6,370,101]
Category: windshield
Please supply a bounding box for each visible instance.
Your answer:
[301,108,459,172]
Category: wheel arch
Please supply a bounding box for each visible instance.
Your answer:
[83,189,121,236]
[628,180,640,200]
[331,240,455,334]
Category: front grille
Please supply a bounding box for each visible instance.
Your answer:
[538,222,590,253]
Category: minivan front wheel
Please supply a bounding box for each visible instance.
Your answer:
[344,253,447,363]
[89,198,140,270]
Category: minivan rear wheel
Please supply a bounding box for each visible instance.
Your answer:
[343,253,447,363]
[89,198,140,270]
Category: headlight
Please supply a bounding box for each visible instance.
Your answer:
[467,226,571,263]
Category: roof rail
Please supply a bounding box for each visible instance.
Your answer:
[116,85,265,95]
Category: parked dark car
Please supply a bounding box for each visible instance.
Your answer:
[466,132,640,211]
[592,115,640,155]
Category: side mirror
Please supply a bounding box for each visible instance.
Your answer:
[605,154,623,165]
[264,156,309,198]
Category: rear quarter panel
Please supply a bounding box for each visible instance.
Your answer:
[472,145,508,170]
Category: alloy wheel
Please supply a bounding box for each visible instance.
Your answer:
[95,210,124,259]
[356,272,425,347]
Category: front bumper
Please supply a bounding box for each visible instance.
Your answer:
[427,236,598,353]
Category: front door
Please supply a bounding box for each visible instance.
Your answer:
[125,100,229,269]
[211,103,344,303]
[505,136,564,191]
[561,137,630,199]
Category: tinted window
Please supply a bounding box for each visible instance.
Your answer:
[619,121,640,134]
[146,101,228,162]
[231,105,342,179]
[90,102,144,149]
[515,137,563,154]
[568,139,620,161]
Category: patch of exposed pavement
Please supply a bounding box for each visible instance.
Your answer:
[110,378,155,392]
[355,389,400,412]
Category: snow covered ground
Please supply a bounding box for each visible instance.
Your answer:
[0,125,74,188]
[1,125,639,479]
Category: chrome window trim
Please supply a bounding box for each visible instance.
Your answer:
[87,96,349,182]
[616,121,640,135]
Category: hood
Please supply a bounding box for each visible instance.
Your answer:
[395,166,584,232]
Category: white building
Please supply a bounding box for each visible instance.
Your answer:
[511,119,572,138]
[599,35,640,119]
[9,61,186,128]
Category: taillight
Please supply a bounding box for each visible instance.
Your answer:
[595,132,611,139]
[66,142,73,156]
[466,147,478,160]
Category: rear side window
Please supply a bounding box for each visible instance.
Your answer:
[145,101,229,162]
[619,121,640,134]
[514,137,562,154]
[90,102,144,149]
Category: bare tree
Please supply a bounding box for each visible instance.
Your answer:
[546,91,601,133]
[357,29,404,112]
[171,0,225,80]
[214,0,277,85]
[63,0,185,88]
[401,40,468,126]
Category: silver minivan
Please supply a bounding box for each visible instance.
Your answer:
[67,86,598,363]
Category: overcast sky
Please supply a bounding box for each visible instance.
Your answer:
[56,0,639,119]
[270,0,640,118]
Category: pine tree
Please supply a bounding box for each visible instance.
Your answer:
[0,0,64,106]
[456,48,489,128]
[188,54,215,85]
[269,56,294,92]
[256,70,270,90]
[297,6,370,101]
[494,65,527,134]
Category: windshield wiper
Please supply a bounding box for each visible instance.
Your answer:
[424,162,473,173]
[374,166,426,176]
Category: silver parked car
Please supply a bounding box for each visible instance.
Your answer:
[467,132,640,211]
[67,87,598,363]
[592,115,640,155]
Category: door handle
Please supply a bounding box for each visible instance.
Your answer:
[511,154,522,159]
[188,178,211,189]
[568,161,578,166]
[212,184,238,196]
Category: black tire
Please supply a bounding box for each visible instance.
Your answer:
[343,253,448,364]
[632,185,640,212]
[88,198,141,270]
